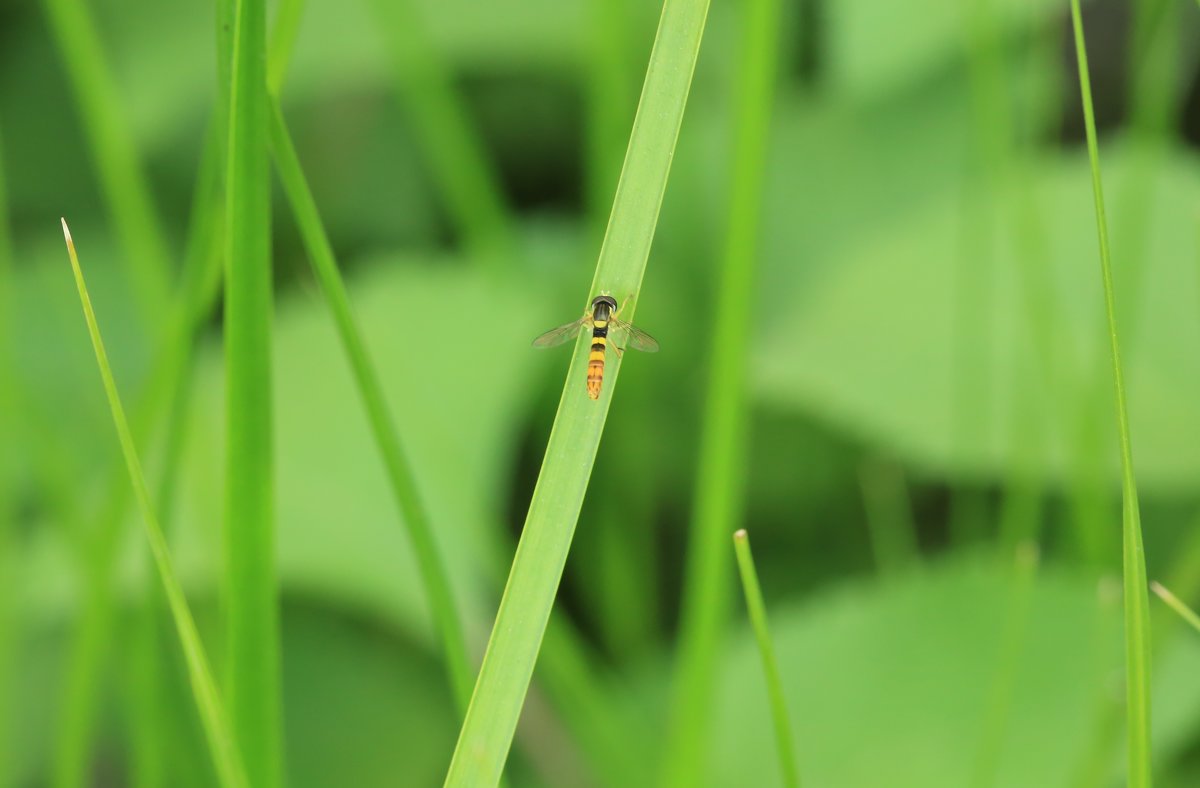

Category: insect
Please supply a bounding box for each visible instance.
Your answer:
[533,294,659,399]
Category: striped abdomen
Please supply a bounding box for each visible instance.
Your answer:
[586,329,607,399]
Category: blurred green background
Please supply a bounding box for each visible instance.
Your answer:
[4,0,1200,785]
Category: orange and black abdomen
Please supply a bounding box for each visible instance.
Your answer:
[585,299,614,400]
[586,333,607,399]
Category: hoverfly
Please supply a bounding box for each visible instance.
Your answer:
[533,294,659,399]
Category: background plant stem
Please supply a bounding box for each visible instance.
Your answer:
[659,0,781,780]
[1068,3,1153,785]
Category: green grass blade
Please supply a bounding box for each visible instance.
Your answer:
[61,220,247,788]
[0,124,17,788]
[223,0,280,782]
[127,483,183,788]
[366,0,513,261]
[1150,582,1200,635]
[443,1,710,783]
[126,121,226,788]
[40,0,172,327]
[1070,521,1200,787]
[659,0,780,780]
[52,117,226,788]
[732,530,800,788]
[1068,3,1153,785]
[267,101,474,712]
[267,0,305,94]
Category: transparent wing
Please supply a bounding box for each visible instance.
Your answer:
[532,316,589,348]
[610,318,660,353]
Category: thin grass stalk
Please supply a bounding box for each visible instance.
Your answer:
[365,0,513,262]
[732,530,799,788]
[126,393,191,788]
[267,102,474,711]
[1064,0,1180,570]
[659,0,780,781]
[1004,0,1108,567]
[1114,0,1179,342]
[53,560,118,788]
[947,0,1010,548]
[0,124,17,788]
[267,0,306,94]
[222,0,279,781]
[1150,582,1200,635]
[39,0,172,327]
[126,123,226,788]
[1056,0,1182,567]
[964,0,1047,557]
[1068,4,1153,784]
[444,1,710,783]
[52,120,226,788]
[998,72,1056,553]
[62,220,247,788]
[1073,519,1200,787]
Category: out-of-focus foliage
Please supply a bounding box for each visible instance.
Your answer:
[4,0,1200,784]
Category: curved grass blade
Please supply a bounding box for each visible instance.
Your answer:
[267,101,474,712]
[443,1,711,784]
[1067,3,1153,785]
[659,0,781,780]
[40,0,172,327]
[1150,582,1200,635]
[61,219,247,788]
[1072,522,1200,787]
[732,530,799,788]
[52,118,226,788]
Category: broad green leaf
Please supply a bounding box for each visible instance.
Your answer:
[826,0,1060,101]
[755,143,1200,491]
[708,554,1200,787]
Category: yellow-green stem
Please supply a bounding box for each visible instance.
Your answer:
[62,220,247,788]
[1068,3,1153,785]
[732,530,799,788]
[223,0,280,782]
[659,0,781,780]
